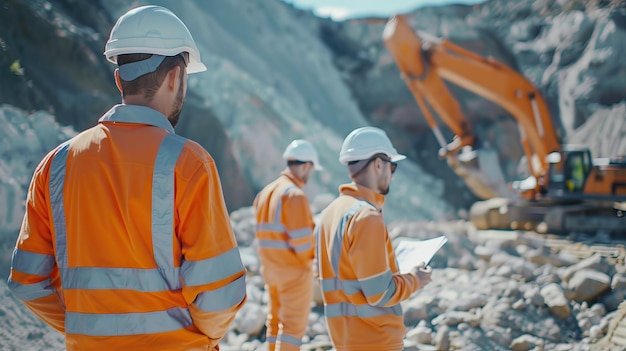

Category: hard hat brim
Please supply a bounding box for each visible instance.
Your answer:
[391,154,406,162]
[187,61,207,74]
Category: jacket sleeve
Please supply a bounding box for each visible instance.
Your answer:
[347,211,419,307]
[7,151,66,333]
[281,191,315,264]
[176,152,247,347]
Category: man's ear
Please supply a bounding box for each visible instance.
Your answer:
[114,69,123,94]
[167,66,181,91]
[374,158,383,175]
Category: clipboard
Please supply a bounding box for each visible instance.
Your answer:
[394,235,448,274]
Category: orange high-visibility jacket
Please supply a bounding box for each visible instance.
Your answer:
[253,171,315,269]
[315,183,421,351]
[7,104,247,351]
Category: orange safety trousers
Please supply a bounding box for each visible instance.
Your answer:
[262,264,313,351]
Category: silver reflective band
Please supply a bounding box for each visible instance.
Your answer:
[11,249,55,277]
[118,54,166,81]
[287,227,311,239]
[66,307,193,336]
[7,279,56,301]
[278,334,303,347]
[152,133,186,289]
[324,301,402,318]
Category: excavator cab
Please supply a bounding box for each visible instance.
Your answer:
[545,148,592,197]
[562,149,592,194]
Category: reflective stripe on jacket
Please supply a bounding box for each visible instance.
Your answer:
[7,104,247,350]
[315,183,420,351]
[253,171,314,269]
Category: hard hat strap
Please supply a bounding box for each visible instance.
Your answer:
[118,54,166,81]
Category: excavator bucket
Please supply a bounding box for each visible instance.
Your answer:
[447,146,510,200]
[449,146,525,231]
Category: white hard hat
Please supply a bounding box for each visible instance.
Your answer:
[339,127,406,165]
[283,140,323,170]
[104,6,206,75]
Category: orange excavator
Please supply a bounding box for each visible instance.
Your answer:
[382,15,626,234]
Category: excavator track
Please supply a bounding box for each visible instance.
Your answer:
[469,197,626,237]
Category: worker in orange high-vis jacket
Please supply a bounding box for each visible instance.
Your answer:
[253,139,323,351]
[7,6,246,351]
[315,127,432,351]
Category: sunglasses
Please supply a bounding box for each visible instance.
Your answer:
[379,157,398,174]
[287,160,314,167]
[361,155,398,174]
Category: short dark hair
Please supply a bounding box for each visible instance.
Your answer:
[116,53,187,99]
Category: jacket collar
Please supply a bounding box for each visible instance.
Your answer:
[99,104,175,134]
[280,169,305,188]
[339,182,385,211]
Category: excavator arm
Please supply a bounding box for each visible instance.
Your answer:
[382,16,562,199]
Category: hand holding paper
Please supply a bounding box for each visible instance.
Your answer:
[410,263,432,287]
[394,236,448,274]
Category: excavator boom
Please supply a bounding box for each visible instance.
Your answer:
[383,16,562,196]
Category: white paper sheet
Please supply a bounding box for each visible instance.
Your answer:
[394,236,448,274]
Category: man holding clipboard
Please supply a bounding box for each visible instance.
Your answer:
[315,127,433,351]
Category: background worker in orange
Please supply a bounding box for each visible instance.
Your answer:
[315,127,432,351]
[6,6,246,351]
[253,139,322,351]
